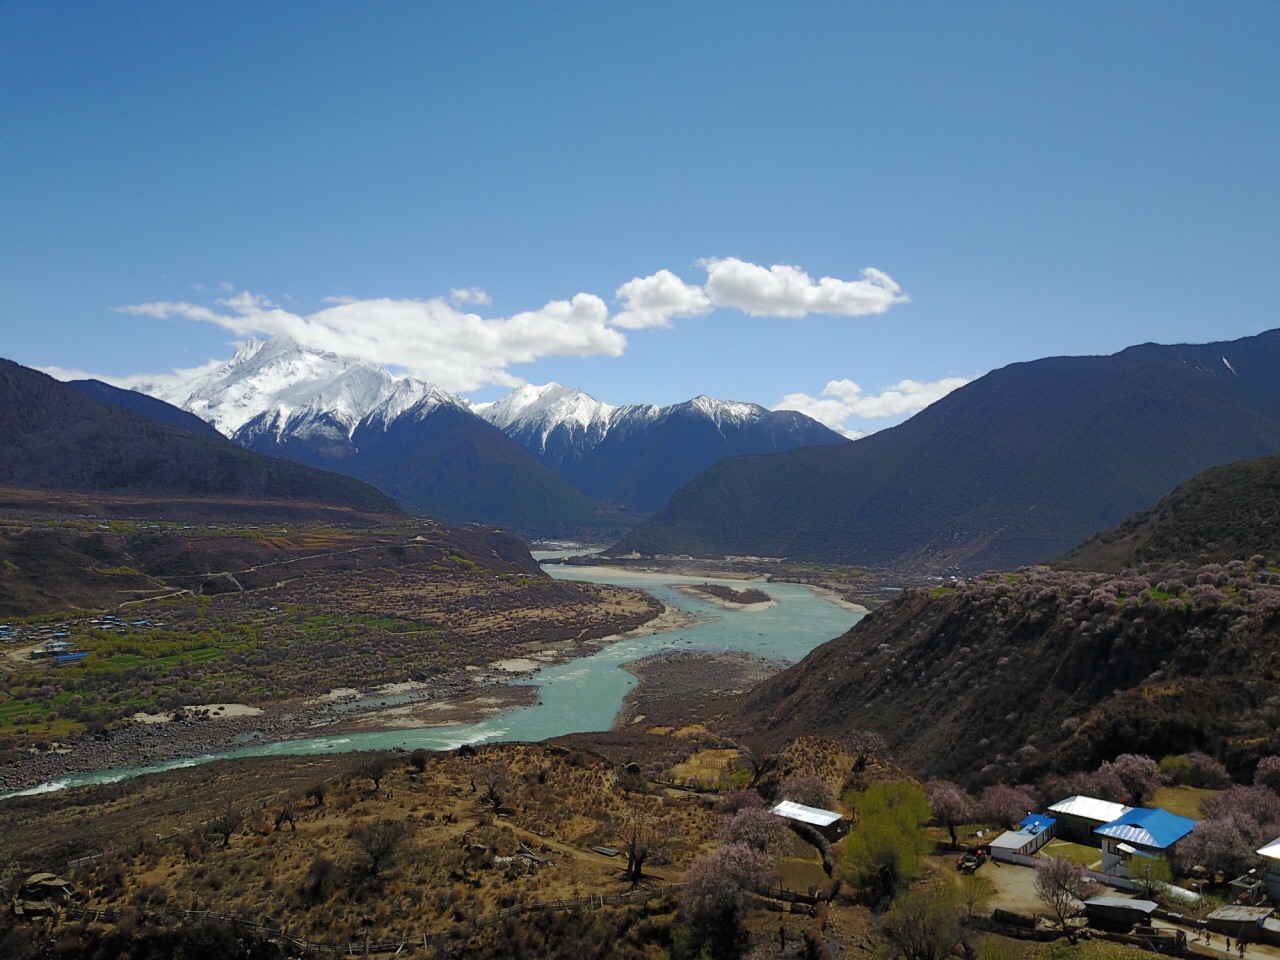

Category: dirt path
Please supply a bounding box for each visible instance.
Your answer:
[503,820,677,882]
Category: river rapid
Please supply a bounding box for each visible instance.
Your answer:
[3,558,862,798]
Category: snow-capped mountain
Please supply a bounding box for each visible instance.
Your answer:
[127,335,847,529]
[127,336,603,535]
[476,382,849,514]
[135,334,463,443]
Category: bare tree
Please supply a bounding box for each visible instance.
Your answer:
[880,885,962,960]
[612,804,673,886]
[957,873,990,921]
[275,804,299,831]
[208,805,245,848]
[351,819,411,876]
[353,755,393,792]
[1034,856,1090,942]
[476,760,512,809]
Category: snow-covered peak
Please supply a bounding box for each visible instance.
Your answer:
[479,382,615,433]
[686,395,765,426]
[134,334,451,439]
[364,380,464,430]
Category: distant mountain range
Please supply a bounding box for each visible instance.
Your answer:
[614,329,1280,573]
[116,335,845,536]
[476,383,846,514]
[0,359,398,515]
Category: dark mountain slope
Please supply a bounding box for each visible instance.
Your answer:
[339,405,619,538]
[1059,451,1280,572]
[0,517,539,617]
[515,402,847,514]
[615,330,1280,572]
[69,379,224,439]
[729,561,1280,788]
[0,359,398,513]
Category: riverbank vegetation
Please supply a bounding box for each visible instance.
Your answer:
[0,515,659,785]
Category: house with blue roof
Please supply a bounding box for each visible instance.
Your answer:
[989,814,1057,863]
[1095,807,1197,877]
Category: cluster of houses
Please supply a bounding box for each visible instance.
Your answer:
[12,614,161,667]
[989,795,1199,882]
[981,794,1280,942]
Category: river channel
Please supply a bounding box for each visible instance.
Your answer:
[5,559,862,796]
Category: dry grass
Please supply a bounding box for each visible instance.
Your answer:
[1038,838,1101,868]
[1151,784,1219,818]
[5,742,719,944]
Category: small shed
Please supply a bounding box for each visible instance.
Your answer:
[1206,905,1275,940]
[1084,896,1158,931]
[989,814,1057,863]
[1048,795,1132,843]
[771,800,846,840]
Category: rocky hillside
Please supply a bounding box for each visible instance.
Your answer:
[1059,451,1280,572]
[729,559,1280,787]
[615,329,1280,573]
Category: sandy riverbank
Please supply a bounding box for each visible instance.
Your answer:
[801,584,870,614]
[0,596,695,795]
[613,649,783,730]
[670,583,777,612]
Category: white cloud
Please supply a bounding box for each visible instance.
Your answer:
[116,291,625,393]
[111,258,909,392]
[450,287,492,306]
[612,269,713,329]
[775,375,972,438]
[40,357,228,393]
[701,258,907,318]
[38,365,129,385]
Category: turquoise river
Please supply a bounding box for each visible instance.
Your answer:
[4,557,863,797]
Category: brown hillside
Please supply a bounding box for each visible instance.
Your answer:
[728,560,1280,788]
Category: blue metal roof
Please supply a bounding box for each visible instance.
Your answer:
[1019,814,1057,833]
[1095,807,1197,849]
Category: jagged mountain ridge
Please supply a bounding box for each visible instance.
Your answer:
[126,337,611,535]
[477,382,848,513]
[614,329,1280,572]
[128,336,845,527]
[135,334,454,449]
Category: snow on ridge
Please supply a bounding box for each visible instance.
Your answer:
[133,333,450,439]
[688,394,764,426]
[364,381,466,431]
[477,383,617,451]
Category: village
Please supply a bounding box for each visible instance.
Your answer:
[8,735,1280,959]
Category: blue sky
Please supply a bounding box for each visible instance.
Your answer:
[2,2,1277,437]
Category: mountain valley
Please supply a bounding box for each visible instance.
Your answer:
[111,336,846,537]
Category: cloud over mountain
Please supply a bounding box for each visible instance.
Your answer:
[774,376,973,438]
[115,259,907,393]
